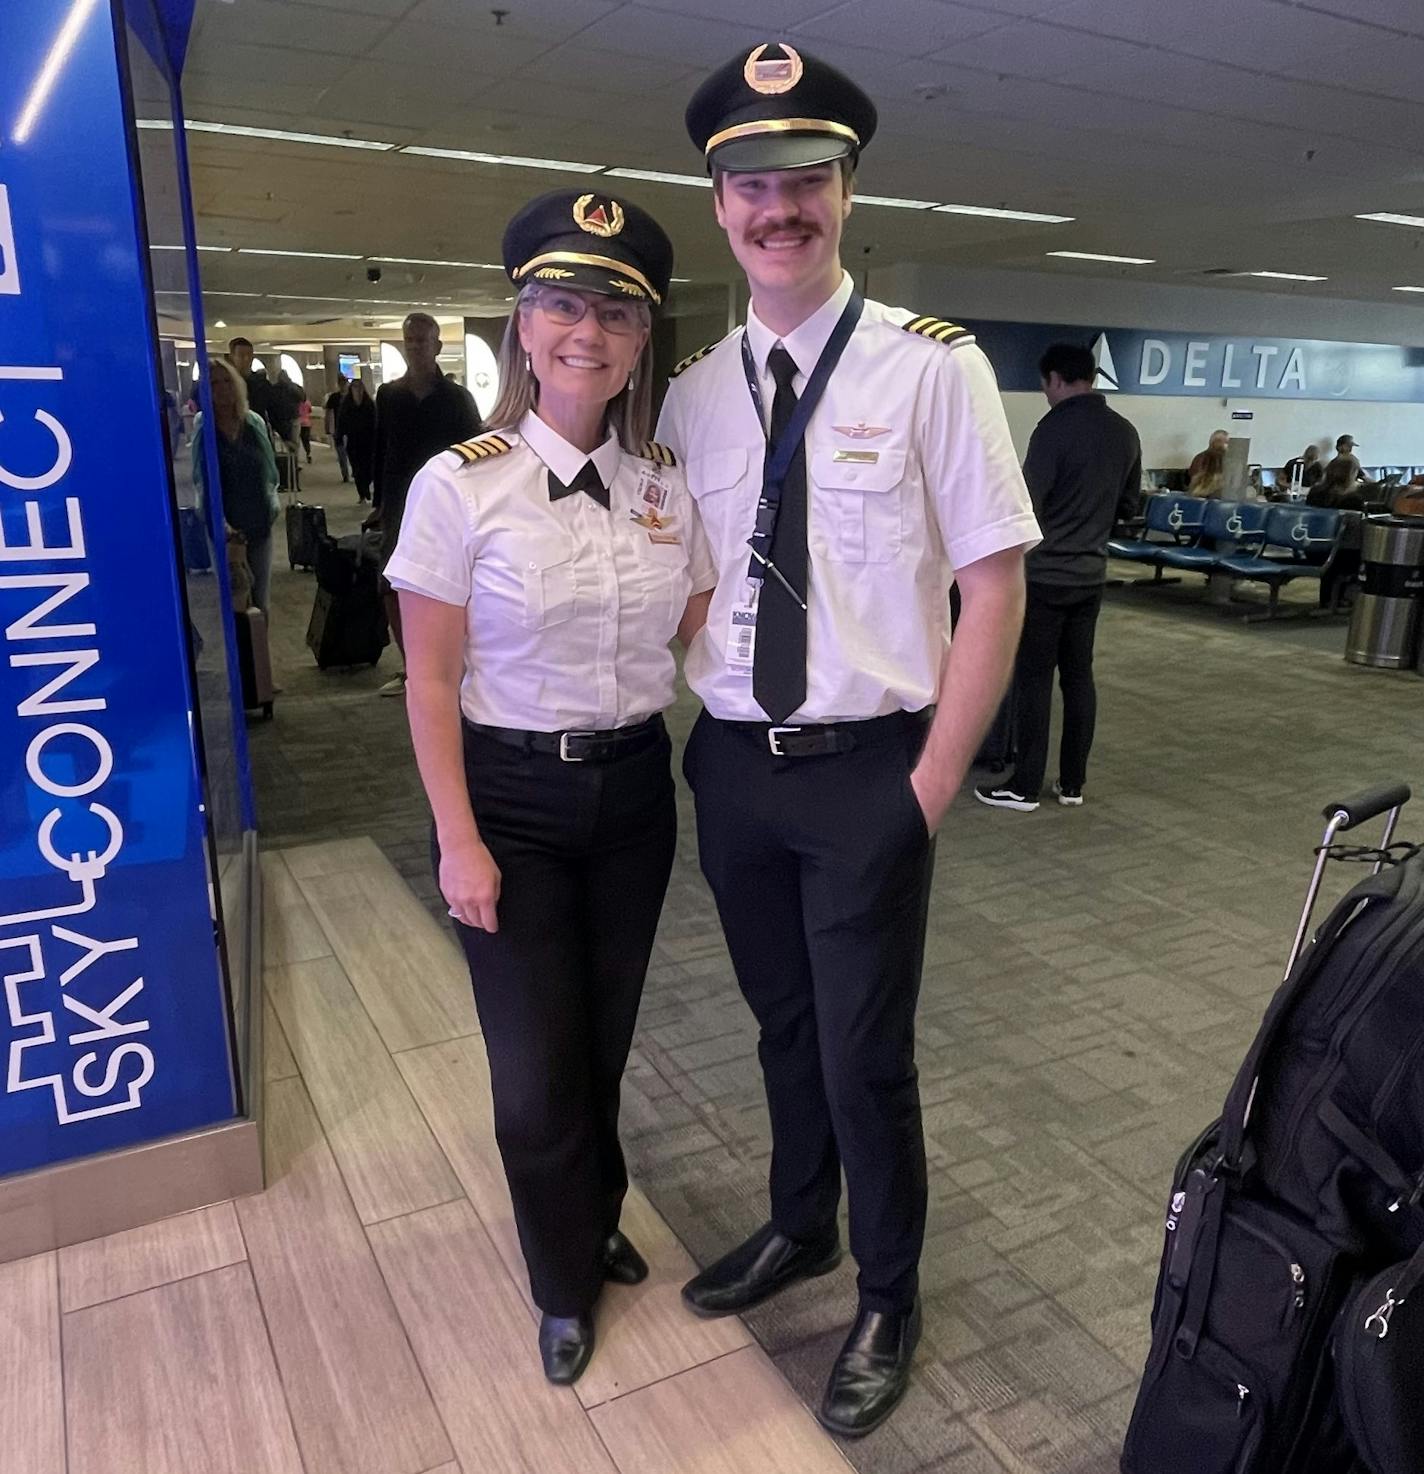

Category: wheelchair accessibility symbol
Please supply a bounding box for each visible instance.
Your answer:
[0,185,20,295]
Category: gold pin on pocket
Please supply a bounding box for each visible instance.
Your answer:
[832,449,880,464]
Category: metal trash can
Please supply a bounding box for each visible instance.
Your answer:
[1346,515,1424,668]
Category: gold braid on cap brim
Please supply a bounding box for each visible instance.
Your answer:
[704,117,860,156]
[513,251,661,306]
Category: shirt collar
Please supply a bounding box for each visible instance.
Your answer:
[744,270,855,378]
[519,410,622,489]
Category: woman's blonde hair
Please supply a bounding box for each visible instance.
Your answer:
[485,285,654,450]
[210,355,250,419]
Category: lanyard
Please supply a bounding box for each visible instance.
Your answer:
[740,290,864,584]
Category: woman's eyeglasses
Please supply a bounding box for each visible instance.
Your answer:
[531,289,643,336]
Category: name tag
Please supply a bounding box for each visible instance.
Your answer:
[831,449,879,464]
[725,586,759,677]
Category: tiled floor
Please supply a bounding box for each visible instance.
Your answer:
[242,451,1424,1473]
[1,832,851,1474]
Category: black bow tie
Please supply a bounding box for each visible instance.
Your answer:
[547,461,609,509]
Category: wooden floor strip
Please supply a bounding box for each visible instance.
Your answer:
[298,859,476,1052]
[264,998,299,1083]
[238,1076,453,1474]
[267,956,461,1224]
[370,1200,617,1474]
[589,1344,853,1474]
[63,1264,304,1474]
[59,1203,246,1313]
[280,836,387,881]
[0,1253,64,1474]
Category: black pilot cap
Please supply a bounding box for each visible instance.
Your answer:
[686,42,877,174]
[502,189,674,308]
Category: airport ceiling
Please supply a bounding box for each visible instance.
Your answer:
[148,0,1424,343]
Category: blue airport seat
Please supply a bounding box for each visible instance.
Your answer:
[1158,500,1268,572]
[1216,506,1346,618]
[1108,493,1207,562]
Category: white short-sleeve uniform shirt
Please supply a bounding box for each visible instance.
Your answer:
[656,272,1040,725]
[385,410,717,732]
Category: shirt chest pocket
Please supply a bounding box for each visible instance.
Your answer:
[517,541,577,629]
[689,446,752,546]
[809,447,906,564]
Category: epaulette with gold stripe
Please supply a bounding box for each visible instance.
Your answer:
[903,316,973,346]
[639,440,677,468]
[449,433,513,464]
[670,343,716,378]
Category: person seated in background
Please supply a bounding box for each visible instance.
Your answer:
[1307,455,1365,511]
[1188,447,1225,498]
[1188,428,1229,482]
[1281,443,1323,495]
[1325,434,1361,483]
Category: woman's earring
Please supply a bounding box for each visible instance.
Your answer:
[626,372,635,392]
[525,352,532,375]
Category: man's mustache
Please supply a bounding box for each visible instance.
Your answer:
[748,218,822,243]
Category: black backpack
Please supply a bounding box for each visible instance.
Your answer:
[1122,785,1424,1474]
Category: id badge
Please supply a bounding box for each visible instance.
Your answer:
[726,583,759,677]
[635,466,671,512]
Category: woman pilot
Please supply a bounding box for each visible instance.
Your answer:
[385,189,715,1385]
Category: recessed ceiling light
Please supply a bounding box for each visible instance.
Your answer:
[1357,212,1424,229]
[937,204,1074,223]
[137,118,396,150]
[239,248,364,260]
[369,256,502,269]
[1244,270,1328,281]
[856,195,939,210]
[214,320,226,328]
[670,277,692,283]
[1392,285,1424,293]
[402,144,603,173]
[1047,250,1154,265]
[604,168,712,188]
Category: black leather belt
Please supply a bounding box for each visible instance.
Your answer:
[714,708,929,758]
[465,715,664,764]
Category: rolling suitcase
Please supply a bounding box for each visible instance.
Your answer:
[285,499,326,570]
[179,505,212,572]
[1122,783,1424,1474]
[305,533,388,669]
[234,605,275,718]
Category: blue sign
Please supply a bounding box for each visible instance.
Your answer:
[963,320,1424,403]
[0,0,236,1174]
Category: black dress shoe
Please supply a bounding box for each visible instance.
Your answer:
[538,1312,595,1386]
[681,1221,841,1318]
[818,1298,922,1438]
[603,1230,649,1285]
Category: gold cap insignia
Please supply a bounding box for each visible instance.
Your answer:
[573,193,625,238]
[533,266,575,279]
[744,43,803,95]
[608,278,646,297]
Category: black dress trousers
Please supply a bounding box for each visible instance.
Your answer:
[683,709,935,1313]
[439,722,677,1317]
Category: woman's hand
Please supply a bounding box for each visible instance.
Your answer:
[440,837,502,933]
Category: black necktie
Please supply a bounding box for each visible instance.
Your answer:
[547,461,609,508]
[753,345,808,724]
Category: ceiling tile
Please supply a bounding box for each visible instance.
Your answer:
[191,0,396,55]
[792,0,1008,54]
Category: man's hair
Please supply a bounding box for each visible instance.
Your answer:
[1336,434,1353,450]
[711,154,857,201]
[403,311,440,338]
[227,336,253,352]
[1037,342,1095,385]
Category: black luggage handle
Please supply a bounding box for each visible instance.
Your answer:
[1322,784,1412,833]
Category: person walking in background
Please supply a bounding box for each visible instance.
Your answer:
[269,369,303,458]
[324,376,350,482]
[368,312,480,698]
[975,343,1141,813]
[192,357,280,615]
[388,191,714,1386]
[297,392,313,464]
[338,376,376,503]
[226,336,272,427]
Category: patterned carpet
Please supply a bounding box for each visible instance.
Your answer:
[250,452,1423,1473]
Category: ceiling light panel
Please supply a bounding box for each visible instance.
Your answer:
[1357,212,1424,229]
[604,168,712,188]
[936,204,1074,222]
[856,195,939,210]
[1244,270,1327,281]
[402,145,603,173]
[1047,250,1155,265]
[239,248,364,260]
[1392,285,1424,293]
[369,256,503,269]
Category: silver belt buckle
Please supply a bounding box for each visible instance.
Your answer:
[559,730,596,762]
[767,725,801,756]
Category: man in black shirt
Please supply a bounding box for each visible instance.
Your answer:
[368,312,479,695]
[227,336,272,426]
[976,342,1141,812]
[324,376,350,483]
